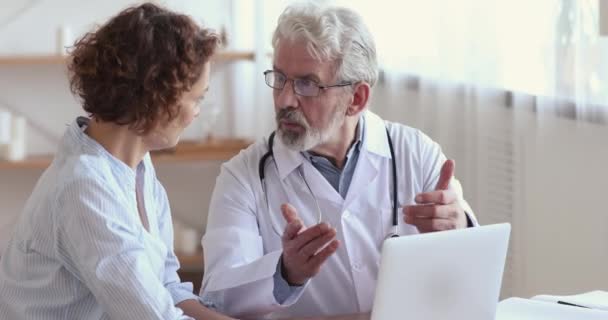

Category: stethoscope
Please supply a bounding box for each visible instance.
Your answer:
[259,127,400,239]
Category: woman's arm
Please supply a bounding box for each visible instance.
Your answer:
[178,300,235,320]
[154,180,235,319]
[56,179,188,319]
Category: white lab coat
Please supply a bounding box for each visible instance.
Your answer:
[201,111,477,319]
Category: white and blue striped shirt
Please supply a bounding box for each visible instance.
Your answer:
[0,118,197,319]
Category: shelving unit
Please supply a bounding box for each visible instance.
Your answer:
[0,137,251,170]
[176,251,205,293]
[0,50,256,66]
[176,251,204,272]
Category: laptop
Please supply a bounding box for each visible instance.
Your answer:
[370,223,511,320]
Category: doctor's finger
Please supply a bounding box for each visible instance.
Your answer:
[404,204,454,219]
[282,219,304,241]
[414,189,457,205]
[306,239,340,268]
[435,159,455,191]
[299,228,337,257]
[291,223,333,250]
[407,217,458,233]
[281,203,302,224]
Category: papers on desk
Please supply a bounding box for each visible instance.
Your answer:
[496,293,608,320]
[532,290,608,311]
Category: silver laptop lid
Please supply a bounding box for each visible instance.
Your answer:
[371,223,511,320]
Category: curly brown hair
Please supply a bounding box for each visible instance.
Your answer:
[68,3,219,134]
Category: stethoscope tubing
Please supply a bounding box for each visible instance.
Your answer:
[259,127,399,239]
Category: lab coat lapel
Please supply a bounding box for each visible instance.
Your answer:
[343,111,392,211]
[299,161,343,205]
[342,149,380,211]
[272,134,304,180]
[273,132,343,205]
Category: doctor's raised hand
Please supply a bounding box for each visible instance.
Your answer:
[280,203,340,285]
[404,159,468,232]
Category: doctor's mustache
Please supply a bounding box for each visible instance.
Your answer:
[276,107,310,128]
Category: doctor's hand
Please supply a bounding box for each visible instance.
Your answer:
[280,203,340,286]
[403,159,467,233]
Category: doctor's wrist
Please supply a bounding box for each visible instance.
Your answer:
[280,255,306,286]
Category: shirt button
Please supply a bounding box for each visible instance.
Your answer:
[343,211,350,219]
[352,262,362,271]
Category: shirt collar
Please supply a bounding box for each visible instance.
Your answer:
[63,117,151,182]
[301,115,365,164]
[362,110,392,158]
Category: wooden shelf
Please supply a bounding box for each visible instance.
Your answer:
[176,251,204,293]
[0,155,52,170]
[0,50,255,65]
[0,55,66,65]
[213,50,255,62]
[176,251,204,271]
[0,137,251,170]
[152,137,250,163]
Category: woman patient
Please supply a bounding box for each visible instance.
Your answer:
[0,3,232,320]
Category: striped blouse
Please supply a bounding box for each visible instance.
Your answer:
[0,118,197,319]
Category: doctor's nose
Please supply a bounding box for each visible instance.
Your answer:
[275,79,299,109]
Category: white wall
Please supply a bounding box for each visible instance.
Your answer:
[0,1,227,55]
[520,114,608,296]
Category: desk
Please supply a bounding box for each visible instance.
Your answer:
[286,313,370,320]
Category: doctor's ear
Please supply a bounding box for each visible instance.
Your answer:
[347,82,370,116]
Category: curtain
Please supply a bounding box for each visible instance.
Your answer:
[331,0,605,122]
[233,0,607,136]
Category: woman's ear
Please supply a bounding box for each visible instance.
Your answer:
[347,82,370,116]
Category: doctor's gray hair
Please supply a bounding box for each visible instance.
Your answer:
[272,3,378,87]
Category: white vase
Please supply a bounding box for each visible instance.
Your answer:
[56,25,73,56]
[7,116,26,161]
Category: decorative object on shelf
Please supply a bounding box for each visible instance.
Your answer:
[219,25,229,48]
[7,116,26,161]
[173,219,201,256]
[0,114,27,161]
[0,110,11,158]
[199,102,222,141]
[56,25,73,56]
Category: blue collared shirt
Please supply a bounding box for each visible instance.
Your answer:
[302,116,365,199]
[0,118,196,319]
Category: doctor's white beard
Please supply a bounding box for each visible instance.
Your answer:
[276,106,346,152]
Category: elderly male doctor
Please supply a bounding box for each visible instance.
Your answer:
[201,3,478,319]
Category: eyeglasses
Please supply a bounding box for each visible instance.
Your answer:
[263,70,352,97]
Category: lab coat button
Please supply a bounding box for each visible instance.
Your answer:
[352,262,362,271]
